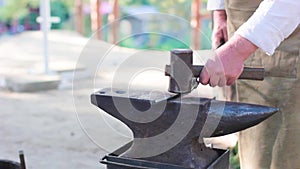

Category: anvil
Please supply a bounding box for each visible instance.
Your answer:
[91,88,278,168]
[92,49,278,168]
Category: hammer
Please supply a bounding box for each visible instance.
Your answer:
[165,49,264,94]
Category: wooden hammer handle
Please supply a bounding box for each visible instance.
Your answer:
[165,65,265,81]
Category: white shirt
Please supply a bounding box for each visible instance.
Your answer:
[207,0,300,55]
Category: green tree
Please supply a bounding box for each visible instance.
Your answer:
[0,0,73,22]
[0,0,39,21]
[0,0,74,30]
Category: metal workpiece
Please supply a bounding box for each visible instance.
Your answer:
[91,88,278,168]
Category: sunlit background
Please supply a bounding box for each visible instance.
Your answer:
[0,1,240,169]
[0,0,212,50]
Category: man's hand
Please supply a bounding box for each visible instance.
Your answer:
[200,35,258,87]
[212,10,228,49]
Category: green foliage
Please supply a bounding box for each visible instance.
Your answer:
[119,0,151,6]
[117,0,211,50]
[18,9,39,29]
[0,0,72,29]
[51,0,70,29]
[230,144,241,169]
[59,0,75,8]
[118,33,190,51]
[83,14,92,37]
[0,0,39,21]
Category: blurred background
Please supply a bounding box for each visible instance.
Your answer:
[0,0,212,50]
[0,1,240,169]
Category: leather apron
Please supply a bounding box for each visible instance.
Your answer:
[225,0,300,169]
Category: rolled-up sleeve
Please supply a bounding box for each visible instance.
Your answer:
[207,0,225,10]
[235,0,300,55]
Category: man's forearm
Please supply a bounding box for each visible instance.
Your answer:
[236,0,300,55]
[227,34,258,62]
[208,0,300,55]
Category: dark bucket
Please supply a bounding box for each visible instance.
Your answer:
[0,160,21,169]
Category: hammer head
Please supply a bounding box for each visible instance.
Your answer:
[167,49,197,94]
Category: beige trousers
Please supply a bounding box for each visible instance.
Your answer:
[225,0,300,168]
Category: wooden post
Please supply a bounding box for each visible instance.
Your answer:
[75,0,83,34]
[90,0,102,39]
[191,0,201,50]
[112,0,119,44]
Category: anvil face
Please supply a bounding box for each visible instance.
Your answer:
[91,88,278,168]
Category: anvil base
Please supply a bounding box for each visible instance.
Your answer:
[101,142,229,169]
